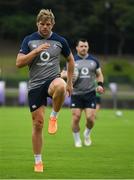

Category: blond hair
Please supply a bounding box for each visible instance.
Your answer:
[37,9,55,24]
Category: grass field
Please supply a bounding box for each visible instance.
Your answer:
[0,107,134,179]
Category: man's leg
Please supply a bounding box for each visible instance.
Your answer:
[83,108,96,146]
[48,78,66,134]
[32,106,44,172]
[71,108,82,147]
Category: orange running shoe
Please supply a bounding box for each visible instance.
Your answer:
[48,116,57,134]
[34,162,43,172]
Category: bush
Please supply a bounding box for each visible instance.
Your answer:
[103,59,134,84]
[0,14,35,40]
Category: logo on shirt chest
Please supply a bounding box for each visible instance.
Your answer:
[79,67,90,78]
[81,67,89,75]
[36,51,53,66]
[40,51,50,61]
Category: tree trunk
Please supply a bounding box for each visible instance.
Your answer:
[117,32,125,56]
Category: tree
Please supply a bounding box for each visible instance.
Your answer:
[111,0,134,55]
[1,0,134,55]
[90,0,134,55]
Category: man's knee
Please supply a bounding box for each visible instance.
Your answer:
[32,112,44,130]
[72,113,81,123]
[49,78,66,96]
[56,83,66,94]
[87,113,95,123]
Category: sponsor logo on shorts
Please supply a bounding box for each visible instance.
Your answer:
[71,103,75,107]
[32,104,37,109]
[91,103,95,108]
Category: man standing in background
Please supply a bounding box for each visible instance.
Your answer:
[61,39,104,147]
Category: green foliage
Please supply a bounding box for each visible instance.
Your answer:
[1,0,134,54]
[0,55,28,86]
[103,59,134,84]
[5,67,28,87]
[16,66,28,79]
[0,14,35,39]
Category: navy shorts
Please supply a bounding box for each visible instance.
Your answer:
[71,91,96,109]
[28,79,54,112]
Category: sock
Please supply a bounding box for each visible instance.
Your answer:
[50,110,58,118]
[73,132,81,143]
[34,154,42,164]
[84,127,91,137]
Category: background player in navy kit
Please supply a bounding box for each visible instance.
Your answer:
[71,39,104,147]
[16,9,74,172]
[61,39,104,147]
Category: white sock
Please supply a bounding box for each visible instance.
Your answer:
[73,132,81,143]
[50,110,58,118]
[34,154,42,164]
[84,127,91,137]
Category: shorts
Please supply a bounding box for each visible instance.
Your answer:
[28,79,54,112]
[71,91,96,109]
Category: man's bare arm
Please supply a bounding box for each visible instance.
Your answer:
[16,43,50,68]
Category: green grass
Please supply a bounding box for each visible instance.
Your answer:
[0,107,134,179]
